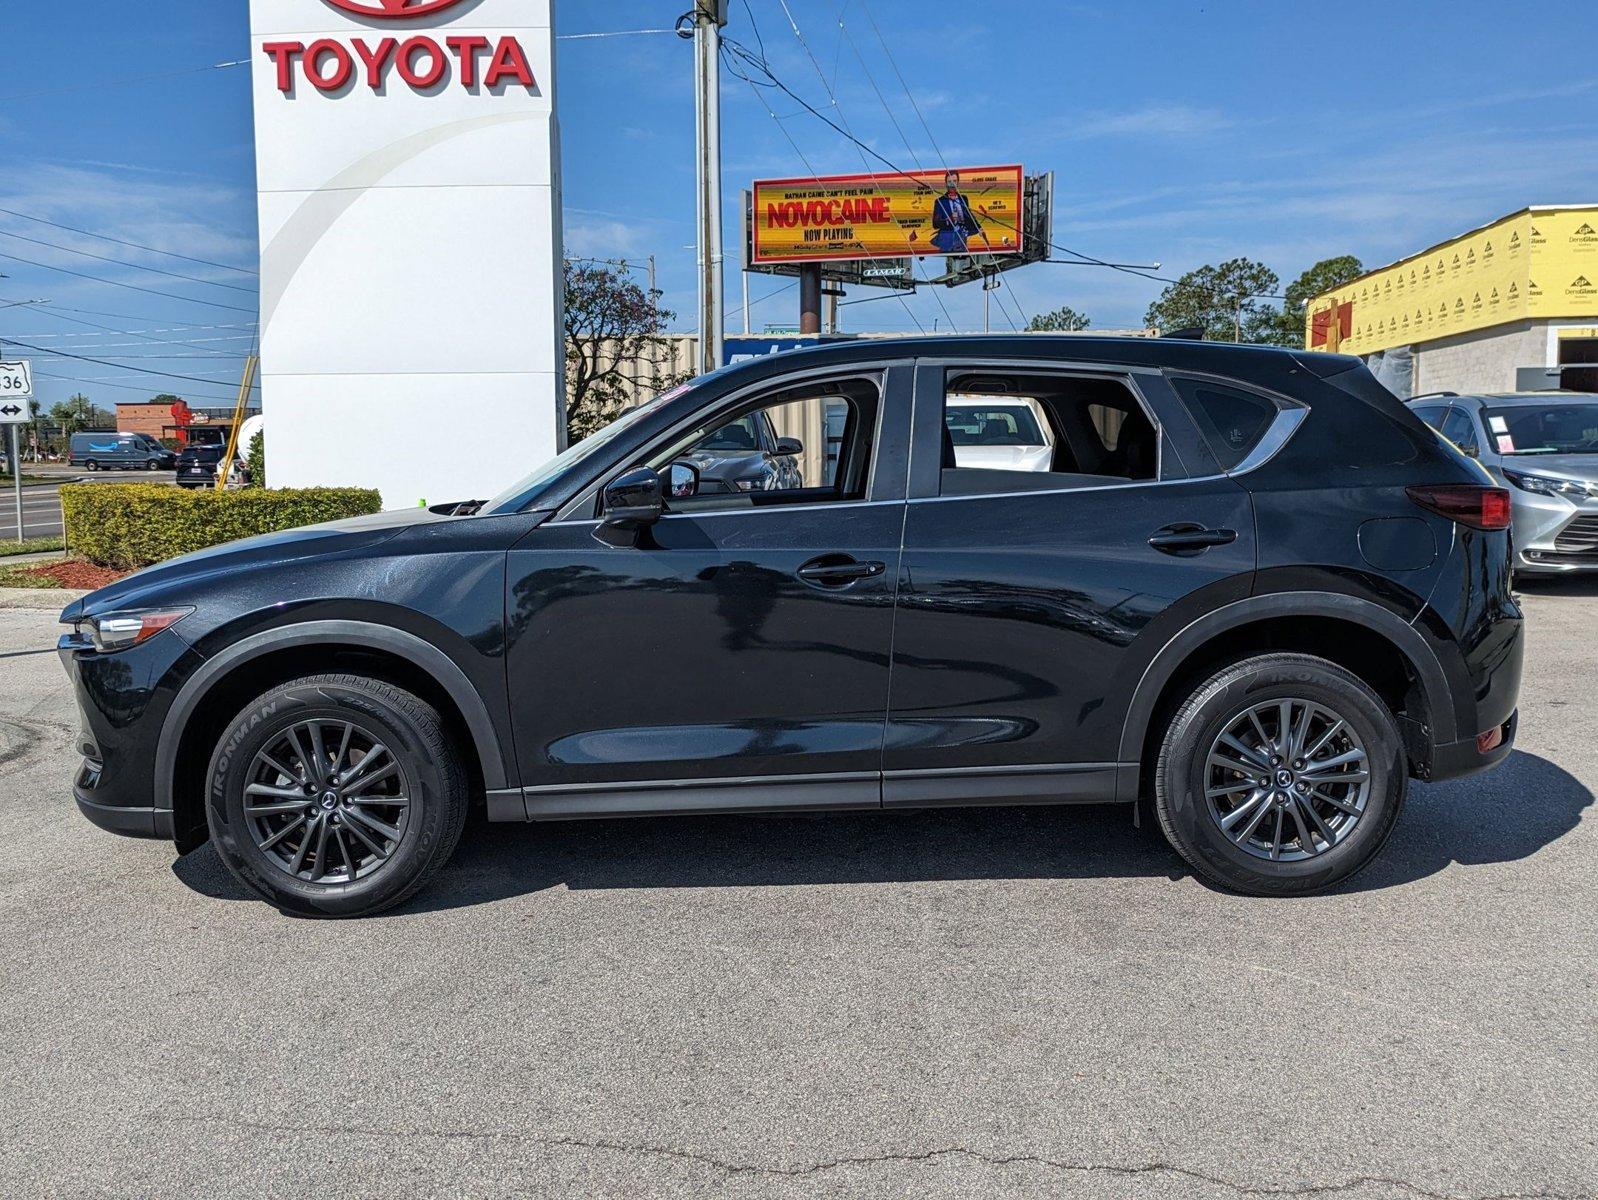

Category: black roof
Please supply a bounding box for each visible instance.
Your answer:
[711,334,1360,390]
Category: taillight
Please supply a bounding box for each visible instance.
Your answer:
[1405,485,1511,531]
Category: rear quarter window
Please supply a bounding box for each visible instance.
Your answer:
[1169,378,1277,470]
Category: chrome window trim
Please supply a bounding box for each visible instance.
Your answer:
[906,402,1308,506]
[1226,407,1308,475]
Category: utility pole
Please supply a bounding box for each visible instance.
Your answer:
[692,0,728,373]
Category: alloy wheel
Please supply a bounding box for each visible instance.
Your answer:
[1204,698,1370,862]
[242,719,411,884]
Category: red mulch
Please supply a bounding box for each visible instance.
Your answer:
[17,560,130,590]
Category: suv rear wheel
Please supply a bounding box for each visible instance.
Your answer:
[1153,653,1406,895]
[205,674,469,917]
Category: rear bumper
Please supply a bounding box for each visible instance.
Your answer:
[1429,710,1517,782]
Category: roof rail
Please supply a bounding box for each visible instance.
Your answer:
[1409,391,1459,399]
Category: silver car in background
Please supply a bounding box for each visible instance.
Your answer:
[1408,391,1598,575]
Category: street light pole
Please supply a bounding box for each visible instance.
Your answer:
[691,0,728,374]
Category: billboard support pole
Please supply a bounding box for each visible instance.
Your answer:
[799,264,822,335]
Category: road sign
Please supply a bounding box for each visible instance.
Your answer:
[0,361,33,418]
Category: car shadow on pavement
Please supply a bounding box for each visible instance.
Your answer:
[171,750,1589,913]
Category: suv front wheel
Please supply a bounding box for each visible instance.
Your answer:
[206,674,469,917]
[1154,653,1406,895]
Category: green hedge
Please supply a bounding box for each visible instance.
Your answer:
[61,484,383,569]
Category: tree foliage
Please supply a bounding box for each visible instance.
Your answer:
[1144,257,1282,343]
[1026,304,1091,332]
[50,394,112,436]
[1264,255,1366,347]
[564,261,687,441]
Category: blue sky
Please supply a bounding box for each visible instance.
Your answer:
[1,0,1595,410]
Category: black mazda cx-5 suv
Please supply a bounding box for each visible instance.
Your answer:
[59,337,1523,916]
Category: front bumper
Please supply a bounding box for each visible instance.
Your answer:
[1511,489,1598,572]
[59,625,201,842]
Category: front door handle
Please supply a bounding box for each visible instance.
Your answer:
[1148,523,1238,555]
[797,555,886,586]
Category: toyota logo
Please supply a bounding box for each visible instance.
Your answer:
[324,0,470,19]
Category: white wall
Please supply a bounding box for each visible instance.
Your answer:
[249,0,564,508]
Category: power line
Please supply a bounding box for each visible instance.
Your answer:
[2,337,262,390]
[557,28,678,39]
[21,305,260,360]
[0,226,259,295]
[728,9,924,335]
[859,0,947,170]
[747,1,955,332]
[32,371,245,403]
[0,206,258,278]
[0,250,259,314]
[0,59,249,104]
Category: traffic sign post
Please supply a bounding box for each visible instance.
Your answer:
[0,360,35,545]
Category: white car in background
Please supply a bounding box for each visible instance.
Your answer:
[945,396,1054,472]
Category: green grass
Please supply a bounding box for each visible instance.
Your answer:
[0,563,61,588]
[0,536,65,558]
[0,473,59,487]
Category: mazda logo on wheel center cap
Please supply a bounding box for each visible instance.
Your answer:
[320,791,340,810]
[1275,769,1293,788]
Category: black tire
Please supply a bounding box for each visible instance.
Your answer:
[206,674,469,917]
[84,459,98,472]
[145,459,160,471]
[1153,652,1406,896]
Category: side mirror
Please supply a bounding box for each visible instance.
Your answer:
[595,466,665,546]
[665,460,700,500]
[773,436,804,457]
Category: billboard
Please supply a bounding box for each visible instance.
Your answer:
[1305,206,1598,356]
[751,165,1025,265]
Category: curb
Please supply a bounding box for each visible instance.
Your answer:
[0,551,69,567]
[0,588,87,611]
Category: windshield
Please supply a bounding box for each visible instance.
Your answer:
[946,403,1045,447]
[482,386,688,512]
[1485,404,1598,456]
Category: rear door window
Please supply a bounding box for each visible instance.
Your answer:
[1439,407,1480,455]
[1169,377,1277,471]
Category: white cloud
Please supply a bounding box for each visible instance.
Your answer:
[563,216,650,260]
[1055,104,1236,141]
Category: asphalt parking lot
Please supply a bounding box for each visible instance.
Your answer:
[0,587,1593,1199]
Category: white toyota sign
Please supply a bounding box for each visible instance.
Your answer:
[249,0,565,507]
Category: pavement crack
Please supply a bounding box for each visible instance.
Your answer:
[162,1117,1585,1198]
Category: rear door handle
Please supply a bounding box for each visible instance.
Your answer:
[1148,523,1238,555]
[797,555,886,586]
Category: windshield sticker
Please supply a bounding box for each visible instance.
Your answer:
[1497,434,1516,453]
[1488,416,1509,433]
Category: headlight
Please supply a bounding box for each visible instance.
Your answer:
[76,608,193,653]
[1502,469,1589,498]
[733,479,758,492]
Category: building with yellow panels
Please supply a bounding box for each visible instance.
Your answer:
[1303,205,1598,396]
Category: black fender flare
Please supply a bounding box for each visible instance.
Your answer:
[154,619,510,811]
[1114,591,1457,796]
